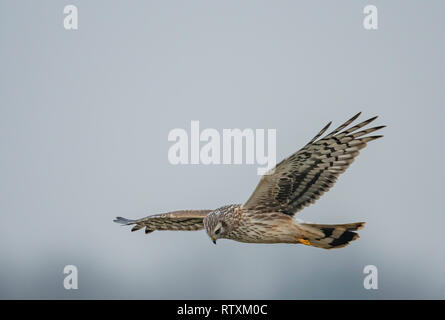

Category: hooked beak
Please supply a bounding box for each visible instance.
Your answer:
[211,236,216,244]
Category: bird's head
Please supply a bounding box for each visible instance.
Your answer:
[203,212,227,244]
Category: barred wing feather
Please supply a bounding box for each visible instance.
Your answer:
[114,210,212,234]
[243,112,384,216]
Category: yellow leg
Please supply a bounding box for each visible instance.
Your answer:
[298,238,311,246]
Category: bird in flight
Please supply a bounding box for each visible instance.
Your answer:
[114,112,384,249]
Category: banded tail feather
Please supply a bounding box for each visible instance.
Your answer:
[299,222,365,249]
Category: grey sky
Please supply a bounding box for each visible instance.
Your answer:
[0,0,444,299]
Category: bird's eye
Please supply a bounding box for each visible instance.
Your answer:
[215,228,221,235]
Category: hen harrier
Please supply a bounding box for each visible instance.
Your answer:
[114,112,384,249]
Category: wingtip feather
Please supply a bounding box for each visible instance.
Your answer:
[113,217,136,225]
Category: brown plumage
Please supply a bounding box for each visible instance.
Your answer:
[114,113,384,249]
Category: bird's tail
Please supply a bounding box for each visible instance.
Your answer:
[297,222,365,249]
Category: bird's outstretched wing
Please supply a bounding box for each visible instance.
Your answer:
[114,210,212,234]
[243,112,384,216]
